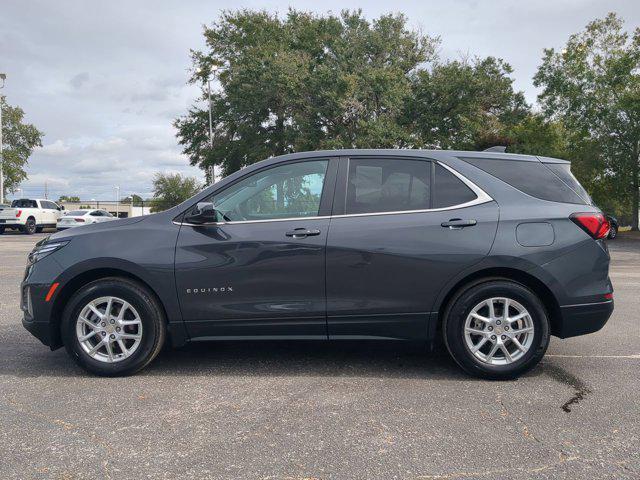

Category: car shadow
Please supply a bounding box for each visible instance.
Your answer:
[146,340,468,379]
[2,336,483,380]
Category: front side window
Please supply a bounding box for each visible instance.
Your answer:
[209,160,328,222]
[346,158,431,214]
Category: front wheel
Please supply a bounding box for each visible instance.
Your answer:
[608,225,618,239]
[61,278,166,376]
[443,280,550,380]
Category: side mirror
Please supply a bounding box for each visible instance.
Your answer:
[185,202,219,224]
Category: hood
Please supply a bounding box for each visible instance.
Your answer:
[50,215,147,240]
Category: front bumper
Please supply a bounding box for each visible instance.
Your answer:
[21,282,60,348]
[556,300,614,338]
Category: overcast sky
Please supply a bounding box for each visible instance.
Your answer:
[1,0,639,201]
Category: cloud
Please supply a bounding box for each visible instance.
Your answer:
[39,140,71,156]
[69,72,90,90]
[2,0,639,201]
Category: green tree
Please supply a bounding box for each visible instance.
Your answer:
[406,57,529,150]
[534,12,640,229]
[58,195,80,203]
[122,194,144,206]
[150,172,201,212]
[175,9,438,176]
[1,97,44,194]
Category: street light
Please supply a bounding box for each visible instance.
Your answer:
[0,73,6,205]
[197,65,222,184]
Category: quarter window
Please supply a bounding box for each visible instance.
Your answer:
[209,160,328,221]
[433,164,477,208]
[345,158,431,214]
[461,157,587,205]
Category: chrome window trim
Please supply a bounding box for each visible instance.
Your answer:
[175,161,493,227]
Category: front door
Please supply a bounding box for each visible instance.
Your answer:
[175,158,337,339]
[326,157,499,340]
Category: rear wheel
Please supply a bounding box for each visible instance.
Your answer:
[443,280,550,380]
[608,225,617,239]
[23,218,37,235]
[61,278,166,376]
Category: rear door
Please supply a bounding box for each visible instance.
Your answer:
[326,156,499,340]
[175,158,338,339]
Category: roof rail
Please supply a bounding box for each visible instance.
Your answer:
[483,146,507,153]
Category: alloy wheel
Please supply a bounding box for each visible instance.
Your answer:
[463,297,535,365]
[75,296,143,363]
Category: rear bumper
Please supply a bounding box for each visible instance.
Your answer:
[0,219,21,227]
[556,300,614,338]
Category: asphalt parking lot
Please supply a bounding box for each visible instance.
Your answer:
[1,231,639,479]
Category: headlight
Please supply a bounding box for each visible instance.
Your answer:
[28,239,69,264]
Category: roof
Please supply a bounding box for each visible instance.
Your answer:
[262,148,569,164]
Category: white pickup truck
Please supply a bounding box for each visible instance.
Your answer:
[0,198,64,235]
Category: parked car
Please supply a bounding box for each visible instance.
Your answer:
[20,149,613,379]
[606,214,618,239]
[0,198,63,234]
[57,209,115,230]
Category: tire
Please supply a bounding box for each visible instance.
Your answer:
[608,226,617,239]
[0,226,4,235]
[443,279,550,380]
[23,217,37,235]
[61,277,166,376]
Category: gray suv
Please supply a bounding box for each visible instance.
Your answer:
[21,150,613,379]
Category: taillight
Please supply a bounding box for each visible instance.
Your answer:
[16,210,22,218]
[570,212,610,239]
[74,218,85,222]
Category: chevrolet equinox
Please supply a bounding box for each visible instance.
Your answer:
[21,150,614,379]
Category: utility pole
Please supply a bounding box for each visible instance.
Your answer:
[44,180,48,199]
[0,73,6,204]
[115,186,120,218]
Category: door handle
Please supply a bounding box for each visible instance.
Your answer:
[441,218,477,229]
[285,228,321,238]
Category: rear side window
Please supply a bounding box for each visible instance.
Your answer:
[346,158,430,214]
[461,157,587,204]
[11,199,37,208]
[433,164,477,208]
